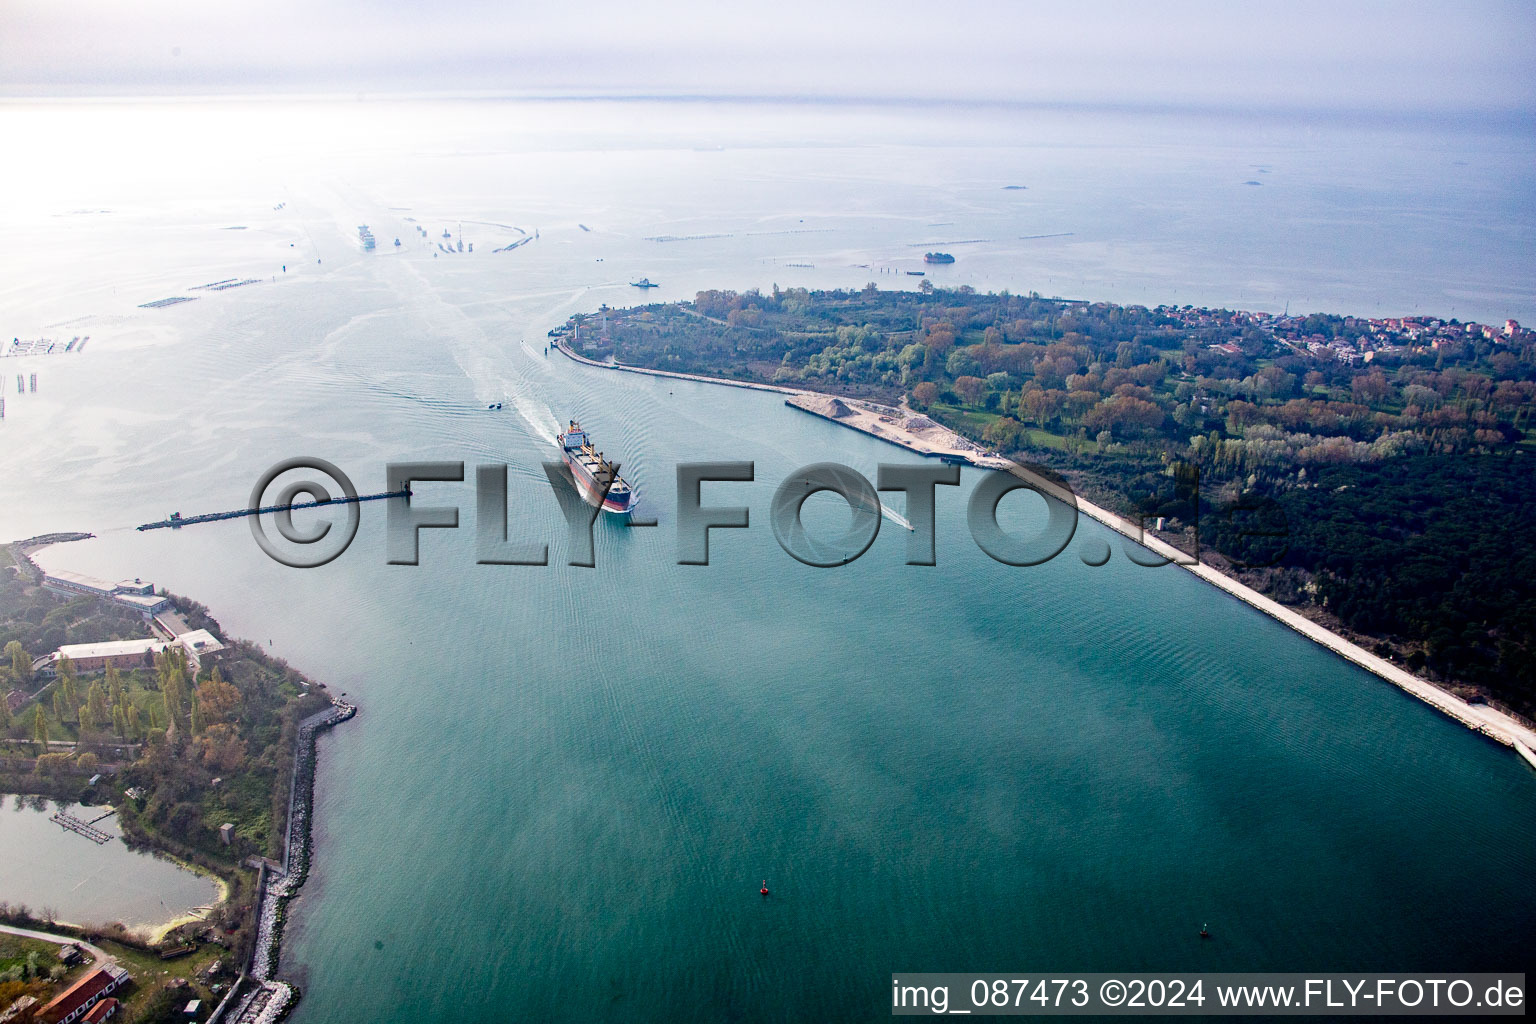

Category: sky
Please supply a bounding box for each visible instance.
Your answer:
[2,0,1534,113]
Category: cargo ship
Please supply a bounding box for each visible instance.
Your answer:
[923,252,955,264]
[557,420,636,515]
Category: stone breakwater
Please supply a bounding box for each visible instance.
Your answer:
[217,698,356,1024]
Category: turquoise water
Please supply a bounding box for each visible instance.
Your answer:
[1,99,1533,1021]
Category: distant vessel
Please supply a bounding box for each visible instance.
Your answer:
[358,225,376,251]
[558,420,635,515]
[905,270,926,276]
[630,278,659,288]
[923,252,955,264]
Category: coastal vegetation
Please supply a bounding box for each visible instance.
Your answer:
[560,286,1536,717]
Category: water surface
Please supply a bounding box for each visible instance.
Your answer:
[0,799,219,931]
[0,98,1531,1023]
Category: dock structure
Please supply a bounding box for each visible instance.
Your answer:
[51,811,113,844]
[136,487,410,532]
[1516,741,1536,773]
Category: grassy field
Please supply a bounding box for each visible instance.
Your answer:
[0,931,67,977]
[96,937,229,1021]
[928,403,1074,452]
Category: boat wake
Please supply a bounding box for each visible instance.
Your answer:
[881,504,915,532]
[510,391,562,445]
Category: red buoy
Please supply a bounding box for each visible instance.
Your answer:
[760,880,770,896]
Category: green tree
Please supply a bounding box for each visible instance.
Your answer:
[162,673,184,724]
[113,704,128,737]
[79,703,95,733]
[53,690,67,725]
[87,681,107,726]
[5,640,29,685]
[58,657,78,711]
[126,704,142,741]
[0,695,11,730]
[32,705,48,749]
[105,663,125,707]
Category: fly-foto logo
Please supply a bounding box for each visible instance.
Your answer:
[235,457,1287,571]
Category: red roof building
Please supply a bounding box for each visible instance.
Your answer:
[38,965,128,1024]
[80,1000,119,1024]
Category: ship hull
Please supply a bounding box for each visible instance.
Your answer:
[562,450,633,515]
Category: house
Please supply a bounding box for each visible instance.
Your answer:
[57,943,87,966]
[37,964,128,1024]
[80,1001,118,1024]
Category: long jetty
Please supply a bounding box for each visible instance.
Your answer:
[136,488,409,532]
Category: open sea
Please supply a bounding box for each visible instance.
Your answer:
[1,97,1533,1021]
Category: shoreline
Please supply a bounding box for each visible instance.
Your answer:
[228,696,355,1024]
[146,862,232,944]
[555,345,1536,758]
[2,536,353,1024]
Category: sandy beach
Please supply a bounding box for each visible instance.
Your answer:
[557,345,1536,757]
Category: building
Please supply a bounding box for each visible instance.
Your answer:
[41,572,170,617]
[174,629,226,668]
[42,639,169,675]
[219,823,235,845]
[37,964,128,1024]
[38,627,224,679]
[80,1001,118,1024]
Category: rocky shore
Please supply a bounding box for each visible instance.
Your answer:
[215,699,355,1024]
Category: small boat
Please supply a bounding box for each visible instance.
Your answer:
[905,270,925,276]
[488,402,503,410]
[630,278,659,288]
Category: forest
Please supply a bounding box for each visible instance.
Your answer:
[561,285,1536,716]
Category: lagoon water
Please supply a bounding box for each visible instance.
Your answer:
[0,799,218,930]
[1,98,1534,1021]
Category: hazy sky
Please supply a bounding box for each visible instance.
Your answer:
[3,0,1533,112]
